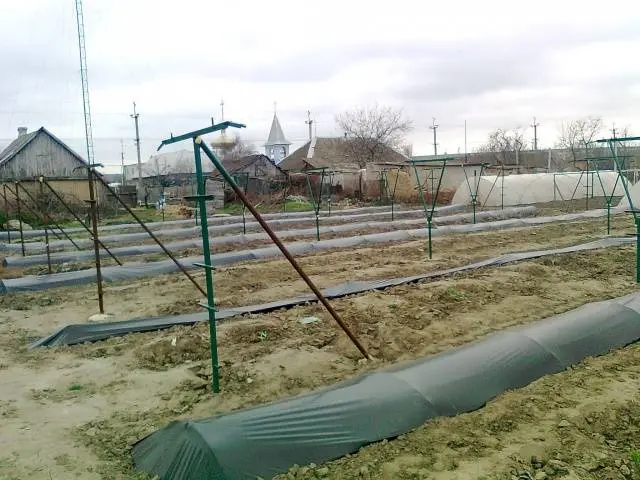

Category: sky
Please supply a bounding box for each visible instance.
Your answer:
[1,0,640,174]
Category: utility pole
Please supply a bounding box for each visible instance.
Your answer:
[131,102,142,202]
[305,110,314,140]
[429,118,439,156]
[531,117,540,150]
[464,120,468,161]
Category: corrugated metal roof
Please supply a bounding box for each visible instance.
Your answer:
[265,113,291,146]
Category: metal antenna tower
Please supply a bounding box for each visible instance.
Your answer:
[74,0,95,165]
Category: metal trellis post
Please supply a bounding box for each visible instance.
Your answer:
[462,163,488,224]
[232,173,250,234]
[410,158,450,259]
[596,135,640,282]
[193,139,220,393]
[2,184,10,244]
[158,122,371,390]
[13,183,25,256]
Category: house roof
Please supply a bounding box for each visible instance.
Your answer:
[211,154,284,179]
[0,127,90,170]
[0,130,39,166]
[265,113,290,146]
[0,127,102,181]
[279,137,408,172]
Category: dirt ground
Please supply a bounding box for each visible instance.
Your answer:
[0,209,638,479]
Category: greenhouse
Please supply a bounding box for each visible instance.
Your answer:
[617,180,640,209]
[452,171,627,207]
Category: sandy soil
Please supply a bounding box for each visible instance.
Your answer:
[0,210,638,479]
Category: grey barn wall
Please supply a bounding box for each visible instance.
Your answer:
[0,133,87,180]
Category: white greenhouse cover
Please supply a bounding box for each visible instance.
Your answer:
[452,171,627,207]
[617,180,640,209]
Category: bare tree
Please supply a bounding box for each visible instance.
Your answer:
[557,117,604,164]
[400,143,413,158]
[477,128,528,166]
[336,104,413,167]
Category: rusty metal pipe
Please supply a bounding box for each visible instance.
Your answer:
[199,141,370,360]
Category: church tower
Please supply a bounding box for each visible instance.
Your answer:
[265,109,291,163]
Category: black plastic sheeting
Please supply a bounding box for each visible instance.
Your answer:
[4,206,534,267]
[0,208,623,294]
[0,204,417,240]
[131,292,640,480]
[31,236,634,348]
[0,204,464,248]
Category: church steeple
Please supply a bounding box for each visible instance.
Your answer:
[265,107,291,163]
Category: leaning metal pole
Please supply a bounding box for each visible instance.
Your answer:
[41,178,122,265]
[13,181,82,250]
[198,141,371,360]
[89,169,207,297]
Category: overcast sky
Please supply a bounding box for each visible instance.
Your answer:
[1,0,640,173]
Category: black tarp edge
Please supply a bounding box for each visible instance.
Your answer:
[30,236,634,348]
[1,207,621,295]
[131,291,640,480]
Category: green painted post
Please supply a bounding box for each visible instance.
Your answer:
[411,161,446,260]
[428,219,433,259]
[501,171,505,210]
[606,201,611,235]
[194,138,220,393]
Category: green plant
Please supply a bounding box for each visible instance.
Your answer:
[630,450,640,465]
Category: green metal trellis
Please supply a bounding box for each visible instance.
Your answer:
[596,135,640,282]
[461,162,489,223]
[409,158,451,259]
[579,154,630,235]
[481,163,506,210]
[304,167,331,240]
[231,172,250,234]
[379,169,401,221]
[158,122,370,392]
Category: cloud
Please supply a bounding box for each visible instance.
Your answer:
[2,0,640,168]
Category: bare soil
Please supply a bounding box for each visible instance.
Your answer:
[0,210,638,479]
